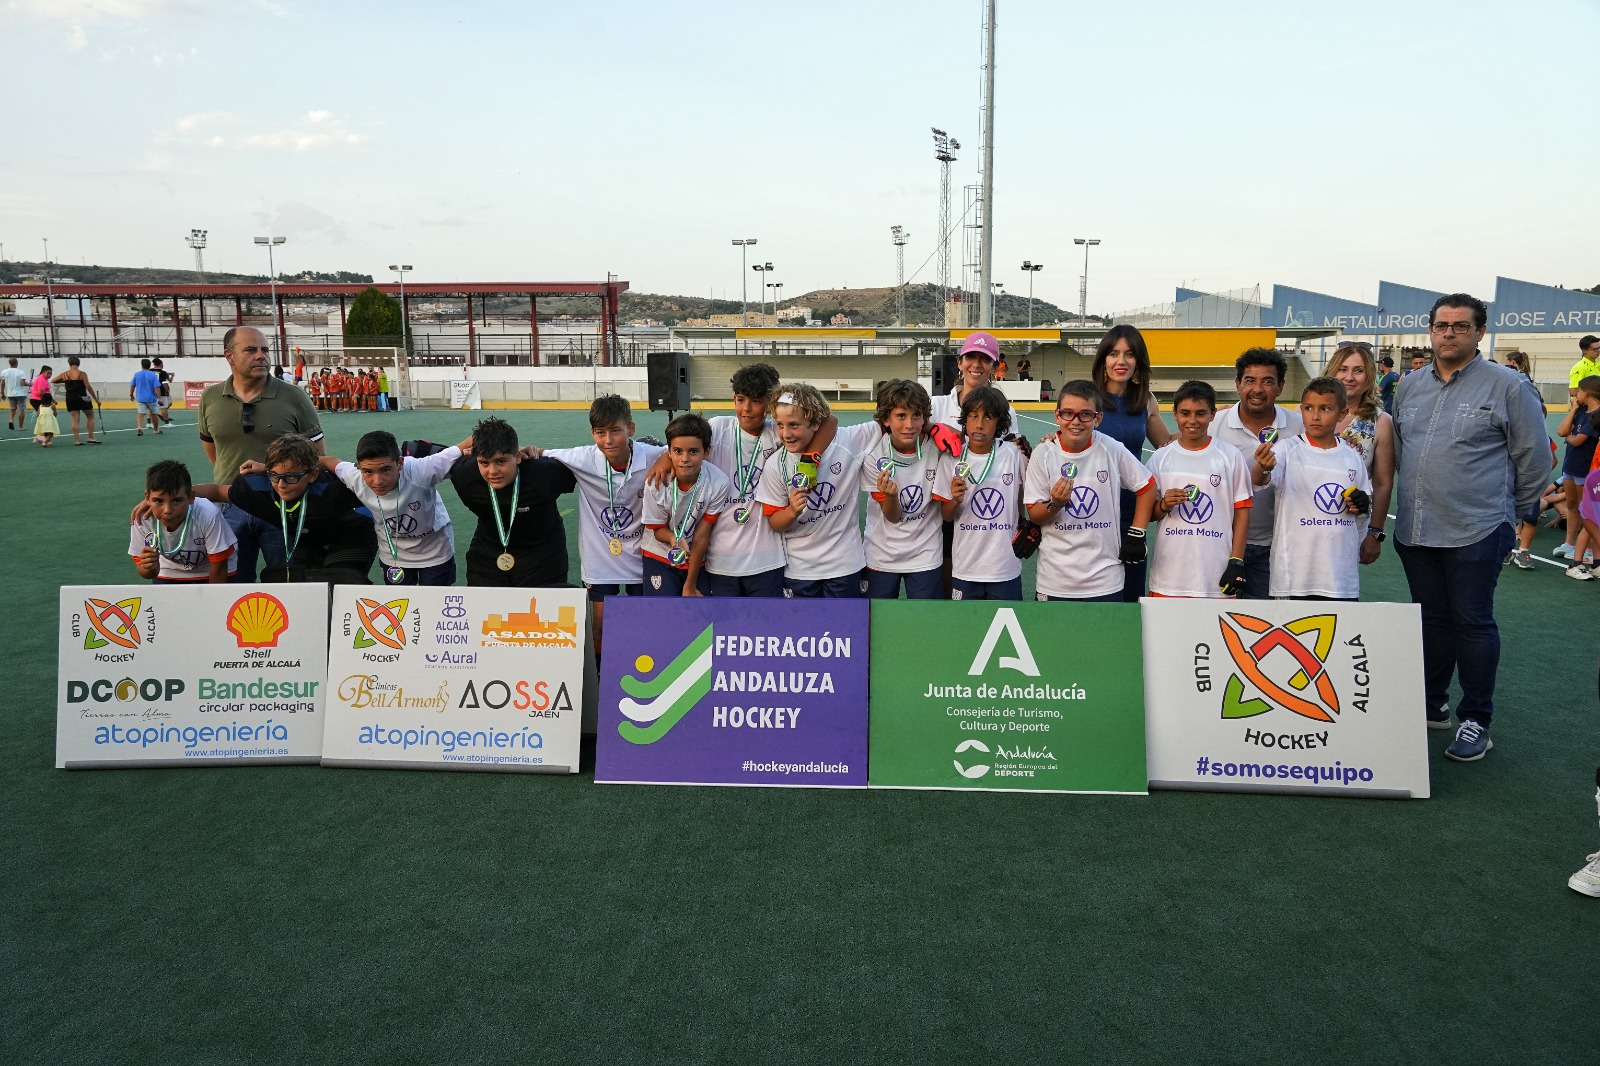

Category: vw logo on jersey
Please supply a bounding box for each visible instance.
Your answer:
[900,484,926,516]
[1066,486,1100,520]
[1177,490,1215,526]
[169,549,204,570]
[1313,482,1347,516]
[970,486,1007,521]
[808,481,836,507]
[601,505,635,528]
[385,513,420,536]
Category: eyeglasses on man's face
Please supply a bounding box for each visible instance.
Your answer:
[1430,321,1478,335]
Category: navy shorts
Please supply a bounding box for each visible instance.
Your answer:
[952,576,1023,601]
[702,567,785,597]
[783,570,866,598]
[585,582,643,602]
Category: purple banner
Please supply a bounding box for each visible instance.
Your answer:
[595,598,869,787]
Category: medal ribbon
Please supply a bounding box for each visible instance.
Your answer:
[490,475,520,551]
[881,436,923,467]
[278,498,308,562]
[603,444,632,537]
[669,477,703,545]
[148,509,192,560]
[733,429,762,498]
[375,495,402,564]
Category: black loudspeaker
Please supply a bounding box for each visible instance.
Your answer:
[647,352,691,412]
[931,349,959,396]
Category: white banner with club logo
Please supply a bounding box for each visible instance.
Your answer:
[321,586,591,772]
[56,584,329,768]
[1141,599,1430,798]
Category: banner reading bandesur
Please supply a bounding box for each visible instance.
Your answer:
[595,598,869,787]
[1141,599,1429,798]
[321,586,590,772]
[56,584,328,768]
[869,601,1147,794]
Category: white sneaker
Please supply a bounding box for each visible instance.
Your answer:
[1571,852,1600,897]
[1585,551,1595,566]
[1554,543,1577,559]
[1566,564,1595,582]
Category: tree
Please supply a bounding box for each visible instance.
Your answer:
[343,286,406,351]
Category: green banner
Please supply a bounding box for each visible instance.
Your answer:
[868,602,1147,794]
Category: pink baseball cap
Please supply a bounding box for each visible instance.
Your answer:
[958,331,999,361]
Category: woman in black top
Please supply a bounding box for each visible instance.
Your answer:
[52,356,100,445]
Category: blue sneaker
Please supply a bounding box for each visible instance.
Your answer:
[1445,718,1493,761]
[1426,703,1453,730]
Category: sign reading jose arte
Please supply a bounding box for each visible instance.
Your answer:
[1141,599,1429,798]
[321,587,591,772]
[595,598,869,787]
[868,602,1148,794]
[56,585,328,768]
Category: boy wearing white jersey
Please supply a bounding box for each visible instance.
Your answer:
[864,379,944,599]
[935,386,1028,600]
[642,413,731,597]
[538,395,666,651]
[1251,377,1373,600]
[756,384,884,598]
[131,460,238,584]
[327,430,466,586]
[1146,380,1252,598]
[1025,380,1156,602]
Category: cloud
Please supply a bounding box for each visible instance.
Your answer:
[7,1,276,49]
[156,109,366,153]
[253,201,350,245]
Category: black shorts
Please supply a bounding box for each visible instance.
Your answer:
[66,396,94,413]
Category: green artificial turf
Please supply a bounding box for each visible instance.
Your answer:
[1,408,1594,1064]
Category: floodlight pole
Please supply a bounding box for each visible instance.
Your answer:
[976,0,998,328]
[187,228,209,274]
[1074,238,1100,325]
[1021,260,1043,328]
[42,238,56,356]
[389,264,413,359]
[731,238,757,326]
[254,236,286,358]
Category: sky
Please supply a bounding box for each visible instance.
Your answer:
[3,0,1597,315]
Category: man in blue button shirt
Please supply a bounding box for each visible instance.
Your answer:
[1392,293,1548,762]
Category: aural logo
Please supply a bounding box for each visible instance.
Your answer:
[615,624,714,745]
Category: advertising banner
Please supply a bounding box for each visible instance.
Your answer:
[868,602,1148,794]
[449,380,482,409]
[183,380,220,408]
[1141,599,1429,798]
[595,598,869,787]
[322,587,590,772]
[1490,276,1600,333]
[56,585,328,768]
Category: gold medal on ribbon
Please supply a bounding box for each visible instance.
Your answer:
[496,552,515,572]
[608,537,624,556]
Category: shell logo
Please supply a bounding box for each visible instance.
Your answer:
[227,592,290,649]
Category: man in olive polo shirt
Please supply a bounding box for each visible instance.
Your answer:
[198,326,325,580]
[1571,335,1600,400]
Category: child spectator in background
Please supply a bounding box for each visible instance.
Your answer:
[1251,377,1372,600]
[1554,376,1600,573]
[32,391,58,446]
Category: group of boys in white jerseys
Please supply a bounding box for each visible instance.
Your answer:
[127,332,1374,660]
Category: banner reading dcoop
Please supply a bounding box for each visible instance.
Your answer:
[56,584,329,768]
[595,598,869,787]
[321,586,590,772]
[1141,599,1429,798]
[868,602,1148,794]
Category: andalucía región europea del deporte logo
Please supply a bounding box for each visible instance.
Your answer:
[1215,612,1341,723]
[616,624,714,745]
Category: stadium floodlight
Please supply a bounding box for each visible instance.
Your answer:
[752,262,775,321]
[187,227,209,273]
[1074,238,1101,325]
[254,236,287,357]
[731,238,758,326]
[389,264,413,355]
[1021,261,1044,328]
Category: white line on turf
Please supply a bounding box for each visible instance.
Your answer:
[0,419,199,444]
